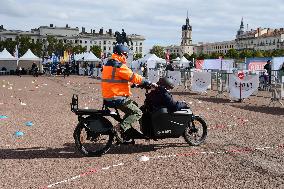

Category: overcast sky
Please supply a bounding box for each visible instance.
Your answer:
[1,0,284,52]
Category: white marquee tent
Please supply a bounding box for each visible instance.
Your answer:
[19,49,42,72]
[137,54,166,69]
[179,56,190,68]
[0,48,17,72]
[83,52,101,62]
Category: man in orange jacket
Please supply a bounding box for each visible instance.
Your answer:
[101,44,153,140]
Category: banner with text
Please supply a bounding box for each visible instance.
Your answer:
[166,71,181,86]
[148,70,160,83]
[191,71,211,93]
[203,59,234,71]
[229,74,259,99]
[246,57,271,71]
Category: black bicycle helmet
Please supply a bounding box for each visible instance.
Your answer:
[113,44,129,56]
[157,77,175,89]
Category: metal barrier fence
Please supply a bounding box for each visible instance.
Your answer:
[141,68,284,106]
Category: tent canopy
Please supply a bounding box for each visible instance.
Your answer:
[173,57,181,61]
[19,49,41,61]
[0,48,16,60]
[180,56,189,63]
[83,52,101,61]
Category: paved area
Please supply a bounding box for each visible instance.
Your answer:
[0,75,283,189]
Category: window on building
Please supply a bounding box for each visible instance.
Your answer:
[90,41,92,44]
[139,47,142,52]
[136,47,138,52]
[103,46,106,50]
[94,41,97,44]
[109,47,111,50]
[64,40,67,43]
[103,41,106,45]
[85,41,87,44]
[140,42,142,45]
[80,40,82,44]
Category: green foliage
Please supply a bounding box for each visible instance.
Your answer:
[239,50,253,59]
[197,52,210,59]
[149,45,165,58]
[252,50,264,58]
[0,39,17,54]
[90,45,102,58]
[133,53,142,60]
[225,49,239,59]
[169,53,178,60]
[183,53,190,60]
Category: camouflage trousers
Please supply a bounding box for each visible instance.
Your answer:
[116,99,142,131]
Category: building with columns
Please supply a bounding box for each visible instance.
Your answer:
[0,24,145,56]
[165,16,284,57]
[195,18,284,55]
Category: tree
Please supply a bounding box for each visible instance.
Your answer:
[252,50,264,58]
[90,45,102,58]
[133,53,142,60]
[225,49,239,59]
[209,52,220,59]
[183,53,190,60]
[149,45,165,58]
[197,52,209,59]
[189,53,197,60]
[239,50,253,59]
[169,53,178,60]
[46,36,58,55]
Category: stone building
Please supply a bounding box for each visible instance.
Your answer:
[0,24,145,56]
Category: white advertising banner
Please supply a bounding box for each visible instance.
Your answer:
[166,71,181,86]
[229,74,259,99]
[203,59,234,71]
[191,72,211,93]
[148,70,160,83]
[272,57,284,70]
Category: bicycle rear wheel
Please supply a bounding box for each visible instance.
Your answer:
[74,122,114,157]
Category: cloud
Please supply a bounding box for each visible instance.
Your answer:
[0,0,284,53]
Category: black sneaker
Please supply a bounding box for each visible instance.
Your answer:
[122,127,145,141]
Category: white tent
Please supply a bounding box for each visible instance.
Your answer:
[0,48,16,60]
[18,49,42,72]
[173,57,181,61]
[138,54,165,68]
[83,52,101,62]
[19,49,41,61]
[179,56,190,68]
[0,48,17,72]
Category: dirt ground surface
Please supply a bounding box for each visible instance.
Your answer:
[0,75,283,189]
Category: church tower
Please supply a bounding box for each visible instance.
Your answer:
[237,17,245,36]
[181,11,192,46]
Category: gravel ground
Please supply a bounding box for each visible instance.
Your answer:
[0,75,283,189]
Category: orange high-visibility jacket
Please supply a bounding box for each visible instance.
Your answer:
[101,58,144,100]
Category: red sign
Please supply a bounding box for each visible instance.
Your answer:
[195,59,204,70]
[238,72,245,80]
[248,62,266,71]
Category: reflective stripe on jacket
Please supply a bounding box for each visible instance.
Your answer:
[101,57,144,99]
